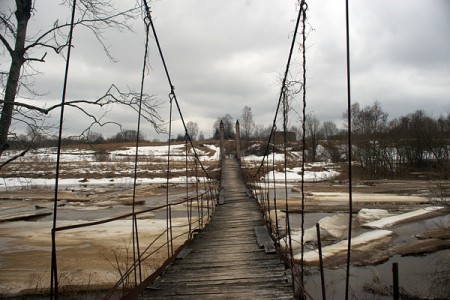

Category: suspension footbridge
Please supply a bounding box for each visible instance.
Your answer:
[137,157,293,299]
[46,1,318,298]
[5,0,370,298]
[2,0,438,296]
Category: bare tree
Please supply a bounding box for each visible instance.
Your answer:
[85,131,104,144]
[277,75,303,129]
[322,121,338,140]
[253,124,270,142]
[240,106,255,149]
[344,101,389,177]
[213,114,234,139]
[0,1,161,164]
[320,120,342,162]
[390,110,449,172]
[198,131,205,141]
[186,121,199,141]
[305,113,320,162]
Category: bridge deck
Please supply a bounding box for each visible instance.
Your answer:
[139,157,293,299]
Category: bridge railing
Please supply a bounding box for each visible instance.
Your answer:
[51,180,219,299]
[240,150,304,296]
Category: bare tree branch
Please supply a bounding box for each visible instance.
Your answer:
[1,84,163,133]
[24,52,47,62]
[0,32,14,55]
[0,12,17,38]
[24,5,140,57]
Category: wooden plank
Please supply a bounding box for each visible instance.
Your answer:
[255,225,276,253]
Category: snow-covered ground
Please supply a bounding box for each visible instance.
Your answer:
[242,153,340,182]
[1,143,220,191]
[265,166,339,182]
[111,144,220,161]
[1,143,341,190]
[2,143,220,163]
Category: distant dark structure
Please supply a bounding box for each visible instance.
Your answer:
[271,131,296,145]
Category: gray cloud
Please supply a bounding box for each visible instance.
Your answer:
[2,0,449,139]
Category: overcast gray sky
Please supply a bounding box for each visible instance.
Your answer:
[4,0,450,140]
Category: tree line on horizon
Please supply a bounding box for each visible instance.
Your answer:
[213,102,450,179]
[5,101,450,179]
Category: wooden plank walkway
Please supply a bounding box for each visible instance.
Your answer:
[139,157,293,299]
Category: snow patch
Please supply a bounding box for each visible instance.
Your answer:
[265,167,339,182]
[278,214,348,251]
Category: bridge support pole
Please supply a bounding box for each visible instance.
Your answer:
[235,120,241,161]
[220,120,225,160]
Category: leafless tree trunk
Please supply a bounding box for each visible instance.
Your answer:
[186,121,199,141]
[0,0,32,154]
[321,120,341,162]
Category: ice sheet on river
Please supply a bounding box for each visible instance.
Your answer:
[269,210,346,239]
[278,213,348,251]
[293,229,395,265]
[362,206,446,229]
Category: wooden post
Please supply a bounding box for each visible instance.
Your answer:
[235,120,241,160]
[220,120,225,159]
[393,262,399,300]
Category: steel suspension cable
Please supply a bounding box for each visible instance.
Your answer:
[344,0,354,298]
[142,0,179,261]
[272,143,279,240]
[50,0,77,298]
[255,1,307,176]
[185,137,192,236]
[265,154,270,224]
[282,88,295,288]
[166,94,174,257]
[129,3,156,285]
[143,0,211,258]
[195,159,200,230]
[142,1,211,179]
[249,2,308,295]
[299,0,308,290]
